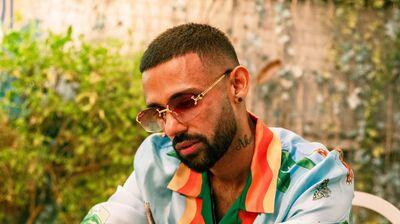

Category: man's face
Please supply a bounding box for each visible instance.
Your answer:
[142,53,237,172]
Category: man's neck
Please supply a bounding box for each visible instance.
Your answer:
[209,114,256,187]
[207,114,256,221]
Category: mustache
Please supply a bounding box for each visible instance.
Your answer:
[172,133,208,148]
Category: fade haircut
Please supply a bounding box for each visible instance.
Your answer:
[139,23,240,73]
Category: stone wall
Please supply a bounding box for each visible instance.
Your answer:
[8,0,397,150]
[14,1,332,70]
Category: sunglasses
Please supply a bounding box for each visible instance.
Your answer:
[136,69,233,132]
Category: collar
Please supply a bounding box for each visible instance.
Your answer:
[167,112,282,213]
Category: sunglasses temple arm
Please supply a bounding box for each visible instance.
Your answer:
[195,74,227,101]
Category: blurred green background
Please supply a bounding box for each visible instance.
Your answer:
[0,24,148,223]
[1,0,399,223]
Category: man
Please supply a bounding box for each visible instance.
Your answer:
[82,23,354,224]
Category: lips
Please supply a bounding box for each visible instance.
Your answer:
[175,140,200,156]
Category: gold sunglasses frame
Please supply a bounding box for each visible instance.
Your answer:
[136,69,233,132]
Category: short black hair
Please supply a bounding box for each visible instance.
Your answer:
[139,23,239,73]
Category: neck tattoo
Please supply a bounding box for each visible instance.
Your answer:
[235,134,252,151]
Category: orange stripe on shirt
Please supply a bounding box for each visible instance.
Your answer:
[167,163,191,191]
[167,164,202,197]
[178,169,202,197]
[263,132,282,212]
[245,122,274,212]
[238,210,258,224]
[178,197,204,224]
[191,198,204,224]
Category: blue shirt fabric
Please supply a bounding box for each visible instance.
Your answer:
[82,114,354,224]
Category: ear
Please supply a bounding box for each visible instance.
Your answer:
[228,66,250,103]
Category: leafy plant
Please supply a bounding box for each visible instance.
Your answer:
[0,23,147,223]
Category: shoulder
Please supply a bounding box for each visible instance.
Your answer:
[271,127,352,179]
[270,127,350,173]
[271,127,352,183]
[270,127,328,158]
[270,128,354,223]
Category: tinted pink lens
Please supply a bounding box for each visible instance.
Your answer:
[137,108,163,132]
[137,94,201,132]
[168,94,204,123]
[169,94,196,113]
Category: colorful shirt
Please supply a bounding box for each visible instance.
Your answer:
[82,114,354,224]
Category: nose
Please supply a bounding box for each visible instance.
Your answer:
[163,112,187,139]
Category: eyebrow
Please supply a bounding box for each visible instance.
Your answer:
[146,87,201,108]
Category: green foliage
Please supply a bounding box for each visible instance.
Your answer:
[0,23,147,223]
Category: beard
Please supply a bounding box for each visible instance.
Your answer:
[172,102,237,173]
